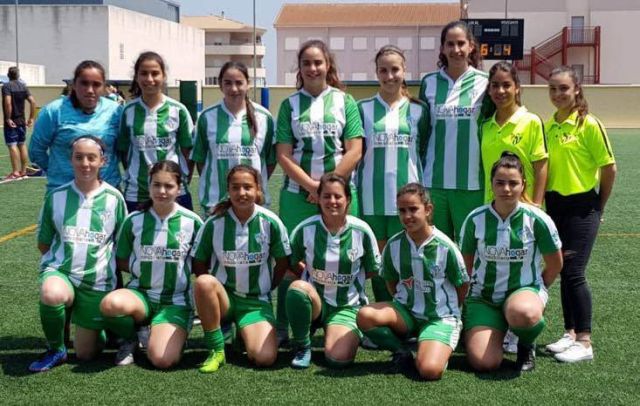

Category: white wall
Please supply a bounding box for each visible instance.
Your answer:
[0,60,45,85]
[591,10,640,84]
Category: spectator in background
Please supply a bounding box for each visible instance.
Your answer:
[2,66,36,180]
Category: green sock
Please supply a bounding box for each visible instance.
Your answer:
[276,276,294,332]
[363,327,403,352]
[511,317,547,345]
[286,288,312,347]
[39,302,66,351]
[204,328,225,352]
[371,275,393,302]
[105,315,136,341]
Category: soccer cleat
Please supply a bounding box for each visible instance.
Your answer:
[28,348,67,373]
[554,343,594,363]
[115,339,137,366]
[277,328,290,349]
[360,336,379,350]
[391,349,414,369]
[546,334,575,354]
[515,343,536,372]
[199,350,226,373]
[503,329,519,354]
[291,345,311,369]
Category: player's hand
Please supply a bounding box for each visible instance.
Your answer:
[7,119,17,128]
[306,193,318,204]
[27,118,34,127]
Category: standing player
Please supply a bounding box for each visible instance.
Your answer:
[544,66,616,363]
[481,61,547,205]
[419,20,492,240]
[357,183,469,380]
[285,173,381,369]
[275,40,364,343]
[2,66,36,180]
[29,135,127,372]
[29,61,121,191]
[191,61,275,216]
[100,160,202,369]
[460,153,563,372]
[118,51,194,212]
[357,45,429,302]
[191,165,290,372]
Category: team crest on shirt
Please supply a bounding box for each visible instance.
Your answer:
[174,231,188,245]
[517,227,534,243]
[164,116,179,131]
[98,210,113,226]
[347,248,360,262]
[255,232,269,246]
[511,133,523,145]
[430,264,444,278]
[558,132,576,144]
[400,276,433,293]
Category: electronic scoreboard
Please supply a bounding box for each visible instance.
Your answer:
[462,19,524,60]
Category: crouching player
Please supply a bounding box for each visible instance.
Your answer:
[100,160,202,369]
[357,183,469,380]
[30,135,127,372]
[191,165,290,372]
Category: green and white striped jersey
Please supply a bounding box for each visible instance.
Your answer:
[382,227,468,319]
[460,202,561,304]
[37,181,127,292]
[357,94,428,216]
[118,95,194,202]
[290,215,381,307]
[191,101,275,210]
[191,205,291,302]
[276,87,363,194]
[419,67,489,191]
[116,206,202,307]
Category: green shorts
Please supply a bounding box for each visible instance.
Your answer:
[362,215,403,241]
[279,186,360,233]
[430,188,483,241]
[312,302,363,339]
[129,289,193,332]
[463,287,541,332]
[223,292,275,329]
[39,270,108,331]
[391,301,462,349]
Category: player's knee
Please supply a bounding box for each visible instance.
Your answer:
[99,293,127,316]
[288,280,311,294]
[40,288,69,306]
[416,359,445,381]
[75,345,98,361]
[356,306,377,330]
[467,351,502,372]
[508,304,542,328]
[250,349,277,367]
[194,274,220,294]
[148,352,179,370]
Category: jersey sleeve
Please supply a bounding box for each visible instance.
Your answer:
[115,215,135,260]
[37,195,56,246]
[381,244,399,283]
[177,106,195,149]
[459,215,477,255]
[342,93,364,140]
[29,104,56,170]
[528,115,548,162]
[269,217,291,259]
[117,108,131,153]
[275,98,294,144]
[191,219,215,264]
[585,116,615,167]
[361,226,382,275]
[264,112,276,166]
[191,113,209,163]
[445,244,469,287]
[533,213,562,255]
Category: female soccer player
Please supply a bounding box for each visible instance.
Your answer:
[191,165,290,372]
[544,66,617,363]
[29,61,122,191]
[29,135,127,372]
[285,173,381,369]
[100,160,202,369]
[357,183,469,380]
[191,61,275,215]
[460,153,563,372]
[481,61,547,205]
[357,45,429,302]
[118,51,194,212]
[275,39,364,342]
[419,20,492,241]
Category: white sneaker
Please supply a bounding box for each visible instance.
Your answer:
[546,334,575,353]
[115,340,137,366]
[503,330,518,354]
[554,343,594,363]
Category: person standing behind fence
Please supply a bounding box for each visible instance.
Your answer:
[118,52,194,213]
[2,66,36,181]
[29,60,121,191]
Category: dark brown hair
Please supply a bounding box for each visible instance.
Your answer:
[438,20,482,69]
[129,51,167,98]
[140,160,182,211]
[317,173,352,210]
[375,45,421,105]
[549,65,589,126]
[70,60,106,109]
[211,165,264,217]
[397,182,433,225]
[219,61,257,139]
[490,151,531,203]
[488,61,521,106]
[296,40,345,91]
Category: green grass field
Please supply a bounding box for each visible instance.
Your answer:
[1,131,639,404]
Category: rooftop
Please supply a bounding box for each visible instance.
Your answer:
[182,14,266,34]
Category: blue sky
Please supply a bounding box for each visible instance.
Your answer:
[176,0,457,84]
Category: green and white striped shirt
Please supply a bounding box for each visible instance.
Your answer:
[38,181,127,291]
[290,215,381,307]
[419,67,489,190]
[357,94,428,215]
[382,227,468,319]
[118,95,194,202]
[116,206,202,307]
[191,101,275,210]
[192,205,291,302]
[460,202,561,304]
[276,87,363,194]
